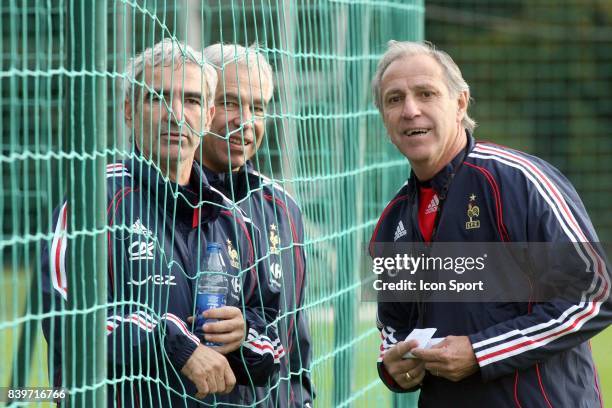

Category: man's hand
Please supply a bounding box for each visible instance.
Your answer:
[411,335,479,382]
[382,340,426,389]
[188,306,246,354]
[180,344,236,398]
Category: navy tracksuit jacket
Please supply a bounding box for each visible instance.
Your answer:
[41,158,282,407]
[202,162,314,408]
[371,134,611,407]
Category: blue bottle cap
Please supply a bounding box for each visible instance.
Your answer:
[206,242,221,252]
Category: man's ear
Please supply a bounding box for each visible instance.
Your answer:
[457,90,469,122]
[206,104,216,129]
[124,99,133,123]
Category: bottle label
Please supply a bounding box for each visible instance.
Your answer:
[196,292,226,313]
[194,292,227,346]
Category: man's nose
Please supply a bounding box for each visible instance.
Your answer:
[401,96,421,119]
[235,104,253,130]
[166,95,184,123]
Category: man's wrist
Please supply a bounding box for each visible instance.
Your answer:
[377,362,416,393]
[171,338,200,370]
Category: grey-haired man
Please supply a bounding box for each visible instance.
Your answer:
[197,43,314,408]
[371,40,611,407]
[41,39,282,407]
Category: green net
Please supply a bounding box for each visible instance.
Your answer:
[1,1,423,407]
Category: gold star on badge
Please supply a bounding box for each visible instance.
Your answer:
[270,224,277,231]
[469,194,476,201]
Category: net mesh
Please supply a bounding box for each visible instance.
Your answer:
[4,0,609,406]
[1,1,422,407]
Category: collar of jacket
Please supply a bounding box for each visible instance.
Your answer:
[125,152,226,225]
[408,130,475,200]
[200,161,263,202]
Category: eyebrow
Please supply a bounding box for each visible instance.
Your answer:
[382,88,404,98]
[219,91,267,106]
[383,83,441,98]
[411,82,442,93]
[145,88,204,100]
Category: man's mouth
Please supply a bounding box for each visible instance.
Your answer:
[162,131,185,140]
[402,128,430,137]
[228,136,252,147]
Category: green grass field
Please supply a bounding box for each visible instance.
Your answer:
[1,272,611,406]
[308,309,612,407]
[592,326,612,399]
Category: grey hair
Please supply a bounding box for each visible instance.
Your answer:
[372,40,477,132]
[203,43,274,101]
[123,38,217,109]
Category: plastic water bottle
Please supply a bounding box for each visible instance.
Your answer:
[195,242,228,346]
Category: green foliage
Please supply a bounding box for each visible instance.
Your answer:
[426,0,612,240]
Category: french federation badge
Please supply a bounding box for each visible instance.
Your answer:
[269,224,281,255]
[465,194,481,230]
[226,239,240,268]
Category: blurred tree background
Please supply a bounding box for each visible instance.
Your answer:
[426,0,612,241]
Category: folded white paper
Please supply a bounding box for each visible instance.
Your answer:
[401,328,442,359]
[427,337,444,348]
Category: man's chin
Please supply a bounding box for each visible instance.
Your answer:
[230,160,246,171]
[149,148,194,165]
[398,145,433,163]
[227,153,248,166]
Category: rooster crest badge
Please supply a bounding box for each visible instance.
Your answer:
[465,194,481,230]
